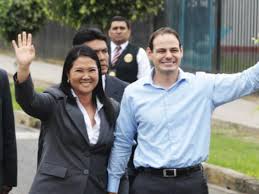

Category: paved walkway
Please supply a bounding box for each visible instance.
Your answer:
[1,53,259,130]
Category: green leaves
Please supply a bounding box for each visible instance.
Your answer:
[0,0,47,41]
[45,0,165,30]
[0,0,164,42]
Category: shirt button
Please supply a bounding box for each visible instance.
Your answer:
[83,169,89,175]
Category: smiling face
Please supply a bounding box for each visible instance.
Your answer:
[67,56,99,97]
[147,33,183,76]
[84,39,109,74]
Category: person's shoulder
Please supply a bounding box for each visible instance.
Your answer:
[125,76,146,91]
[182,70,215,83]
[0,68,8,77]
[0,68,8,86]
[106,75,129,87]
[127,42,141,50]
[44,84,66,99]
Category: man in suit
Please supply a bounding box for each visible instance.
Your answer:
[108,16,151,83]
[0,68,17,194]
[72,28,128,102]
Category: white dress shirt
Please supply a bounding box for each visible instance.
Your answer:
[110,41,151,79]
[71,89,103,144]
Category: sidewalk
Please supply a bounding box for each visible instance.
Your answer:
[1,53,259,194]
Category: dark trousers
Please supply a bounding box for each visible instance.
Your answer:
[118,174,129,194]
[130,169,208,194]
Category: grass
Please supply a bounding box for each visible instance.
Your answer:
[10,82,45,110]
[209,126,259,179]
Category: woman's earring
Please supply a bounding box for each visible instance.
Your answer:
[67,79,70,83]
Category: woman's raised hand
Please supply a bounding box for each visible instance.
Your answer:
[12,32,35,82]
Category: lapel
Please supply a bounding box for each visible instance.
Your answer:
[95,110,105,145]
[64,97,90,144]
[93,109,111,148]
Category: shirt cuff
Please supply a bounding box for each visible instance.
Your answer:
[107,175,120,193]
[13,72,30,84]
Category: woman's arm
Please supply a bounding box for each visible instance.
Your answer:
[12,32,35,83]
[12,32,54,120]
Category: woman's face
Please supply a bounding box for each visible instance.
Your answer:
[67,56,99,97]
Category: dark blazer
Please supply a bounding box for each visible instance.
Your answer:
[37,75,128,164]
[0,68,17,189]
[105,75,128,103]
[15,76,119,194]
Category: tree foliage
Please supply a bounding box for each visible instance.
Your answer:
[0,0,47,41]
[46,0,165,29]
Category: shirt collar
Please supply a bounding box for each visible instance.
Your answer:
[111,41,129,52]
[143,68,189,87]
[71,89,103,111]
[102,74,106,90]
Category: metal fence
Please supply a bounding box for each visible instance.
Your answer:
[1,0,258,73]
[220,0,259,73]
[32,20,153,62]
[165,0,259,73]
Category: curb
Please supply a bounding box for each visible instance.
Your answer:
[14,110,259,194]
[204,163,259,194]
[15,110,41,129]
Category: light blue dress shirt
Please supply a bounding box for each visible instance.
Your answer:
[107,62,259,192]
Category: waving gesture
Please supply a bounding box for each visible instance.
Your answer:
[12,32,35,82]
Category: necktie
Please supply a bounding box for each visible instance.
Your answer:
[112,46,121,65]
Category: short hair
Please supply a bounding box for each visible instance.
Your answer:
[108,16,131,30]
[148,27,182,51]
[72,28,108,46]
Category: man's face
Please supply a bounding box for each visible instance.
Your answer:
[147,34,183,75]
[108,21,131,45]
[84,39,109,74]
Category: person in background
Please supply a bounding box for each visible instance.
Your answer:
[73,28,128,103]
[0,68,17,194]
[108,16,151,83]
[13,32,119,194]
[107,27,259,194]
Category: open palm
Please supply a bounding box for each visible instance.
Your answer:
[12,32,35,69]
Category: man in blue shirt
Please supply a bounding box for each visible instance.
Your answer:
[107,27,259,194]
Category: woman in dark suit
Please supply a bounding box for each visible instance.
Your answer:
[12,32,119,194]
[0,68,17,194]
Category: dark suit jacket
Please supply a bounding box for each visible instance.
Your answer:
[0,68,17,189]
[105,75,128,103]
[37,75,128,165]
[15,75,119,194]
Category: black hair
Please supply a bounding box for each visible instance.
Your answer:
[72,27,108,46]
[107,15,131,30]
[60,45,116,127]
[148,27,182,51]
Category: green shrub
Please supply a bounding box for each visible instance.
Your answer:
[0,0,47,41]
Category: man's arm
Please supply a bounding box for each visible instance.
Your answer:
[136,47,151,79]
[211,61,259,107]
[107,90,137,193]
